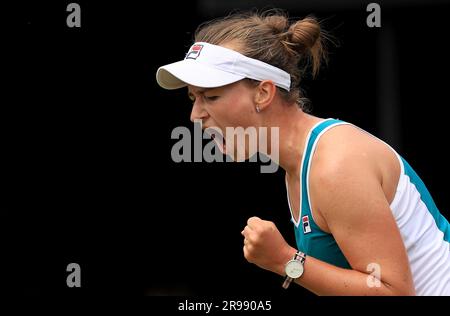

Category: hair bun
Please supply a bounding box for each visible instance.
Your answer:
[288,17,321,52]
[282,16,325,77]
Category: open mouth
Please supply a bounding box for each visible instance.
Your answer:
[206,128,226,154]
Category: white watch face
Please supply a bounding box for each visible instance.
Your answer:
[285,260,304,278]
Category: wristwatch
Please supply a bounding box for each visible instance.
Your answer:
[282,251,306,289]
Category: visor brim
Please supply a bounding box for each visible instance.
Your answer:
[156,60,245,90]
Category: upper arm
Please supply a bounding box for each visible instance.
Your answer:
[312,155,415,295]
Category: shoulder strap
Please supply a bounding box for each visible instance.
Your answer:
[300,119,349,221]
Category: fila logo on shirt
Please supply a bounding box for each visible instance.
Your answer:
[302,215,312,234]
[185,44,204,60]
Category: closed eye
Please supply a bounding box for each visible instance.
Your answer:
[204,96,219,101]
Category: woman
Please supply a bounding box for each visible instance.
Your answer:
[155,11,450,295]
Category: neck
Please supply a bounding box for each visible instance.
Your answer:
[271,107,321,178]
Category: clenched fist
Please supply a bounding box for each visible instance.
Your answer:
[241,216,296,276]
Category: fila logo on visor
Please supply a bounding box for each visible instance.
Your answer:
[185,44,204,60]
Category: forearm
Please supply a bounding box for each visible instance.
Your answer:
[274,246,413,296]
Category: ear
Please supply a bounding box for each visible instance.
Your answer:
[254,80,277,111]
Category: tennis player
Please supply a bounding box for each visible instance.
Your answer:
[156,11,450,295]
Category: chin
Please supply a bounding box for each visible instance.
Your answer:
[228,146,252,162]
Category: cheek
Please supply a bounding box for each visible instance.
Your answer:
[217,96,254,127]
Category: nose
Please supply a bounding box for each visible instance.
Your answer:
[190,100,209,123]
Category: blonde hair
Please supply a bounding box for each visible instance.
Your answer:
[194,10,330,109]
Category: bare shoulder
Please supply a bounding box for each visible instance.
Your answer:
[309,123,401,220]
[311,124,386,180]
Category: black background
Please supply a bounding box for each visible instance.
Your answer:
[2,0,450,298]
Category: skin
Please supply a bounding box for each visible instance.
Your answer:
[187,75,415,296]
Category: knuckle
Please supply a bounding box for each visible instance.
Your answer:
[248,216,260,226]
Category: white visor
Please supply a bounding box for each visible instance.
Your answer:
[156,42,291,91]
